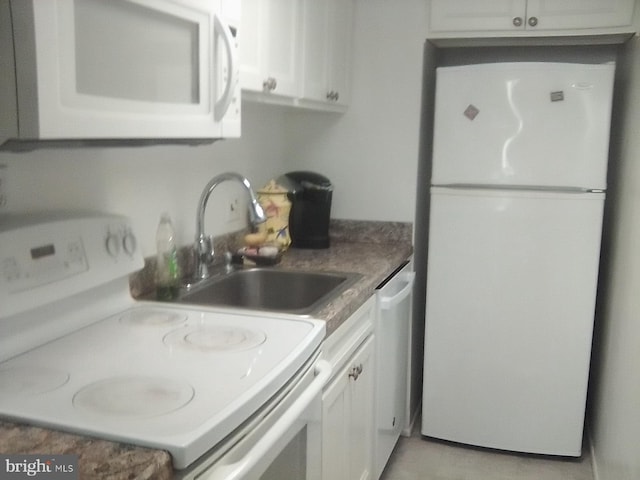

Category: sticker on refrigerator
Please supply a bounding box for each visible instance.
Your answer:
[463,104,480,120]
[550,91,564,102]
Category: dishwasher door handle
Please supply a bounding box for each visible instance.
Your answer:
[379,272,415,310]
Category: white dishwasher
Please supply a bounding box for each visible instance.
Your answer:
[374,260,415,479]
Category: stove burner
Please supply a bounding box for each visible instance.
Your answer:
[0,366,70,396]
[164,325,266,352]
[119,308,187,327]
[73,376,194,418]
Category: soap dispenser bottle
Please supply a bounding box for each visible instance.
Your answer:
[156,213,181,300]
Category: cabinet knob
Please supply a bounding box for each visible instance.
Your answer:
[262,77,277,92]
[512,16,523,27]
[348,363,363,381]
[326,91,340,102]
[528,16,538,27]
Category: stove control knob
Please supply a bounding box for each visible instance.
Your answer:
[105,232,121,257]
[122,230,138,256]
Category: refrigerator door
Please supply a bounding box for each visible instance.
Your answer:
[431,62,614,189]
[421,187,604,456]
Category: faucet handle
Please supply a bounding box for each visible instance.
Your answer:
[195,235,215,279]
[223,251,234,273]
[197,234,214,257]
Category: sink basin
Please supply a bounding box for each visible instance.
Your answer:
[179,268,361,315]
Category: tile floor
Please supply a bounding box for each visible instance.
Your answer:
[380,430,594,480]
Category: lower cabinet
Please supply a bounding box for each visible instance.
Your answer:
[322,336,374,480]
[321,297,375,480]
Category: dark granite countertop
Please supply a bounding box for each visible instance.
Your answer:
[0,422,173,479]
[0,220,412,478]
[278,238,413,335]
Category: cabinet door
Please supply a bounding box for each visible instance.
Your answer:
[266,0,300,97]
[526,0,636,31]
[322,336,375,480]
[239,0,265,92]
[321,368,350,480]
[429,0,527,32]
[240,0,301,97]
[301,0,353,107]
[328,0,353,107]
[348,336,374,480]
[301,0,331,103]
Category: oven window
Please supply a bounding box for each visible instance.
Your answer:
[73,0,199,104]
[261,427,307,479]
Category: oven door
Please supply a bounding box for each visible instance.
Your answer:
[189,358,331,480]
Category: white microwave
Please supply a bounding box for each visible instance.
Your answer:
[0,0,240,145]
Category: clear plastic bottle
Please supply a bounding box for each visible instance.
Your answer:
[156,213,181,300]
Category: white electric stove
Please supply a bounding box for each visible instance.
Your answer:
[0,212,325,471]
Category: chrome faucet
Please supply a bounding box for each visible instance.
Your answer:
[195,172,266,279]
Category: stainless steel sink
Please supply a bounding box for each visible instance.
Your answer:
[179,268,361,315]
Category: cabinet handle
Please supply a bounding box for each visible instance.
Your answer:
[512,16,523,27]
[262,77,277,92]
[348,363,363,381]
[528,16,538,27]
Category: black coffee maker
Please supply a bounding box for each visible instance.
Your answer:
[279,171,333,249]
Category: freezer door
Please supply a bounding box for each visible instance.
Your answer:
[432,62,614,189]
[421,187,604,456]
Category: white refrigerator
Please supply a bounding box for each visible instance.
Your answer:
[421,62,615,456]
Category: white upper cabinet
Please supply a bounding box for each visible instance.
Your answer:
[240,0,302,98]
[430,0,528,32]
[527,0,637,30]
[300,0,354,110]
[427,0,638,46]
[240,0,353,110]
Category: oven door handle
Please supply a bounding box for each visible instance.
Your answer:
[204,360,333,480]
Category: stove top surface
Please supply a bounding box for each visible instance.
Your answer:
[0,303,325,469]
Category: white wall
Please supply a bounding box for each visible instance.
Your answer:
[283,0,428,223]
[589,35,640,480]
[0,102,289,257]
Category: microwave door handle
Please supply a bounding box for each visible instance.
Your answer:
[213,14,237,121]
[203,360,333,480]
[380,272,415,310]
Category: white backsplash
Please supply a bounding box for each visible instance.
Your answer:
[0,102,289,257]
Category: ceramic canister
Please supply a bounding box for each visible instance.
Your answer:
[257,180,292,250]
